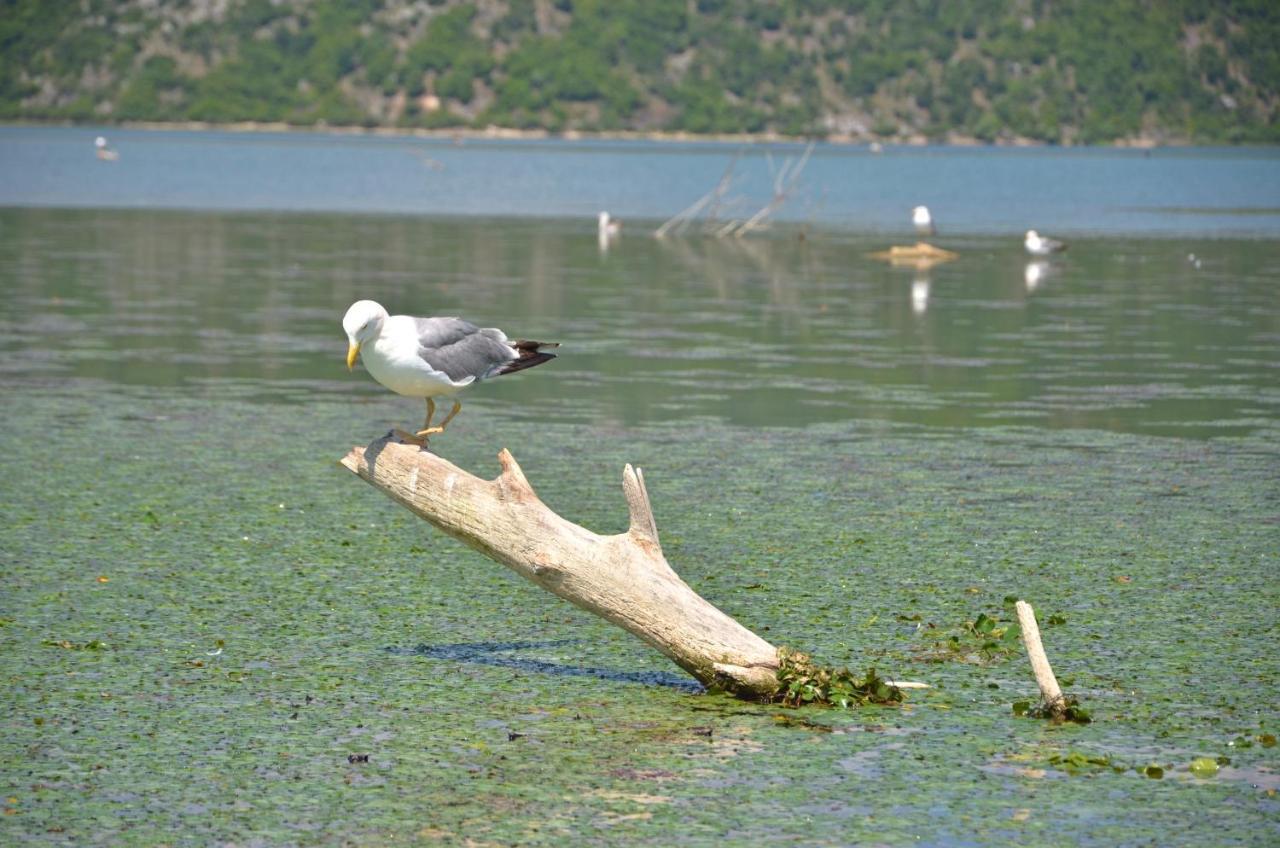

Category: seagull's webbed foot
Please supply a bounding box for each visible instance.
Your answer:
[414,400,461,441]
[392,428,432,450]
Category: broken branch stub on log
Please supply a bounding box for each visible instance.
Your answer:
[339,437,782,697]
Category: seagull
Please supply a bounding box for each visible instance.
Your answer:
[912,206,935,236]
[343,300,558,446]
[598,211,621,238]
[1024,230,1067,256]
[597,211,621,252]
[94,135,118,161]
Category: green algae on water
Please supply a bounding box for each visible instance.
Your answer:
[771,648,903,709]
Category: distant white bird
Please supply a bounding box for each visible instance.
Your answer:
[1187,252,1202,270]
[343,300,558,446]
[912,206,935,236]
[1024,230,1067,256]
[94,135,118,161]
[597,211,621,252]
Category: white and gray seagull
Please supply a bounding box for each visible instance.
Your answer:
[1024,229,1067,256]
[343,299,558,446]
[912,205,935,236]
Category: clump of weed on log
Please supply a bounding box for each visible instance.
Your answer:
[772,648,904,708]
[1013,695,1092,724]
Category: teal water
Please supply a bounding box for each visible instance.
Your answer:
[3,126,1280,236]
[0,187,1278,843]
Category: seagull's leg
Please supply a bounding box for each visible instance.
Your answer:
[438,400,462,431]
[416,400,461,438]
[422,398,436,432]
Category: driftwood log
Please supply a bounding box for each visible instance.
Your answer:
[340,437,783,697]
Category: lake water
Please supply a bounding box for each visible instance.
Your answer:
[0,128,1277,846]
[3,125,1280,236]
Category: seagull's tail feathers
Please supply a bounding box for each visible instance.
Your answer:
[498,340,559,376]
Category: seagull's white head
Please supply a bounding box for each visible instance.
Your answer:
[95,136,107,149]
[912,205,931,224]
[343,300,389,370]
[1025,230,1039,242]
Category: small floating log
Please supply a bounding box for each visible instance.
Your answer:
[869,241,959,270]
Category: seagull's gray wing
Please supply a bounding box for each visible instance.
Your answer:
[413,317,515,383]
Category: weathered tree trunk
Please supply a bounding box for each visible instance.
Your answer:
[340,437,782,697]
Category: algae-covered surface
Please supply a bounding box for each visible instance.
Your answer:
[1,209,1277,845]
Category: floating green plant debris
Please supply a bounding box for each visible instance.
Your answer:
[1142,765,1166,779]
[42,638,108,650]
[1014,696,1092,725]
[915,611,1022,665]
[1259,734,1277,748]
[1049,751,1113,773]
[1189,757,1220,778]
[772,648,903,709]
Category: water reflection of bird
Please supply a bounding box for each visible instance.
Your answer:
[343,299,558,447]
[598,211,621,251]
[94,135,119,161]
[1024,260,1052,292]
[912,205,935,236]
[911,274,931,315]
[1024,230,1066,256]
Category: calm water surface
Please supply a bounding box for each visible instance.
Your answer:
[2,125,1280,236]
[0,133,1277,847]
[0,208,1276,438]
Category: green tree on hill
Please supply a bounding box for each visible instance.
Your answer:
[0,0,1275,143]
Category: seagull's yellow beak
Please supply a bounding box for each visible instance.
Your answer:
[346,341,361,371]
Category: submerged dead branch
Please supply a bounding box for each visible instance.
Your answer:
[655,142,815,239]
[654,153,741,238]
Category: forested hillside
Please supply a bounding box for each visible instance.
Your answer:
[3,0,1277,144]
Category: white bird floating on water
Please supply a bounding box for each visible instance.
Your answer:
[912,205,935,236]
[1024,229,1067,256]
[94,135,118,161]
[597,211,621,251]
[343,299,558,447]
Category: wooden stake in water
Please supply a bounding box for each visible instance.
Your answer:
[1015,600,1065,715]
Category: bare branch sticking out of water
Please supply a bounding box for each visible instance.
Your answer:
[655,142,815,239]
[654,154,741,239]
[1015,600,1065,715]
[723,141,815,238]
